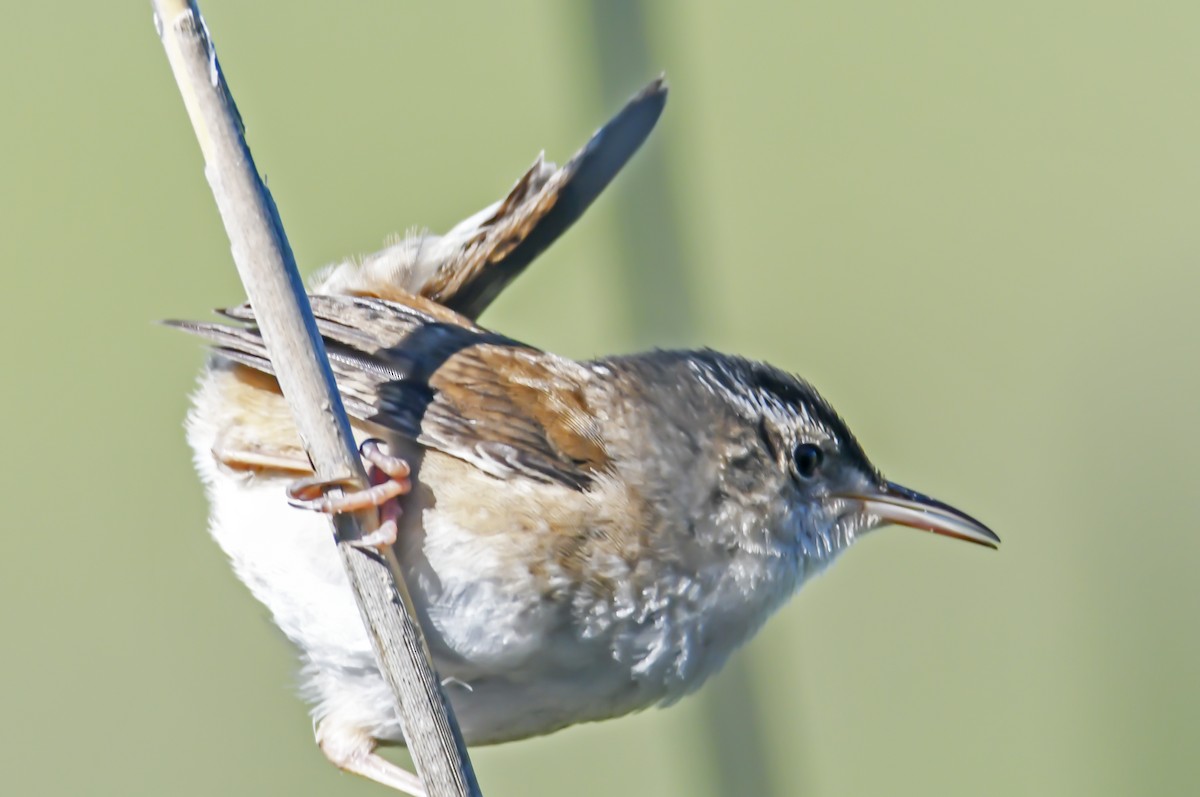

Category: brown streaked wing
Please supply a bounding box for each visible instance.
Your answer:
[167,294,611,491]
[393,344,610,490]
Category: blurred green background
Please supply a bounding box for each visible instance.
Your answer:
[3,1,1198,794]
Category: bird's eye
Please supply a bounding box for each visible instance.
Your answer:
[792,443,823,479]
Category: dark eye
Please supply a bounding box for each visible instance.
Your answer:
[792,443,823,479]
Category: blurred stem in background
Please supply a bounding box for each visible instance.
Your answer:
[579,0,695,350]
[576,2,803,795]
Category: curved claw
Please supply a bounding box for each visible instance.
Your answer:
[286,439,412,515]
[286,473,360,511]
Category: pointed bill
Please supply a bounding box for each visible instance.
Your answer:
[840,481,999,549]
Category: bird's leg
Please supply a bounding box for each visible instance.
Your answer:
[287,439,411,551]
[317,720,426,797]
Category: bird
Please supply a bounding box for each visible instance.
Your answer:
[170,79,998,796]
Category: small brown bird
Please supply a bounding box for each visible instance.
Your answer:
[172,79,997,796]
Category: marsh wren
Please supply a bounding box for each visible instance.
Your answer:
[172,79,998,796]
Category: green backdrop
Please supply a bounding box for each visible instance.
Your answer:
[3,2,1198,795]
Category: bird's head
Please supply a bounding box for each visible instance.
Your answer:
[670,351,999,568]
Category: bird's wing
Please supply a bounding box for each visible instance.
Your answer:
[312,78,667,320]
[169,294,610,490]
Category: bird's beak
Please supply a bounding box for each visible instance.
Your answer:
[838,481,1000,549]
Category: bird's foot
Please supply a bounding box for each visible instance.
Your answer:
[287,439,411,552]
[317,719,426,797]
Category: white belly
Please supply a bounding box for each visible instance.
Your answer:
[185,372,803,746]
[195,466,706,744]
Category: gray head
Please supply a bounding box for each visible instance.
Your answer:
[599,349,998,569]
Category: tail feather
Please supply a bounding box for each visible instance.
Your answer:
[310,77,667,320]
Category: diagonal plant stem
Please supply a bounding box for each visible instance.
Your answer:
[151,2,480,794]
